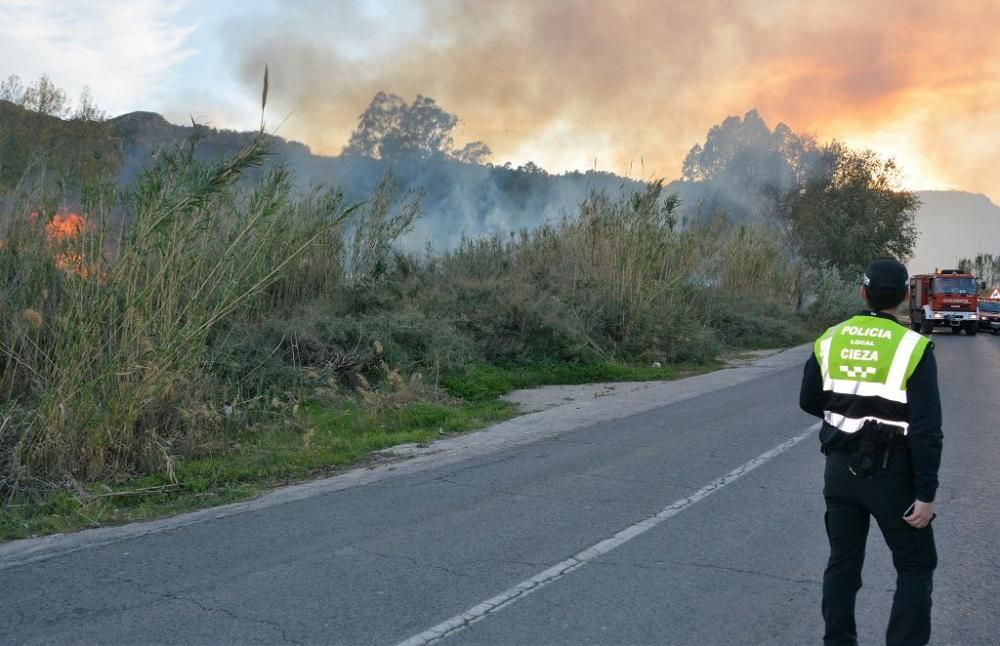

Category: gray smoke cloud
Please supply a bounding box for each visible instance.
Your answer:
[220,0,1000,200]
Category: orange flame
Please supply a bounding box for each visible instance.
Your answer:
[46,211,87,242]
[1,209,100,280]
[53,252,89,277]
[44,209,98,279]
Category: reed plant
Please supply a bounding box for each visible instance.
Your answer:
[803,264,861,326]
[430,182,790,364]
[344,175,421,287]
[0,131,819,517]
[0,137,354,495]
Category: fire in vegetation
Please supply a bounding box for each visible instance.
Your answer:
[1,208,96,278]
[45,209,91,277]
[45,209,86,241]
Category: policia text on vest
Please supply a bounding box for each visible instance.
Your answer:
[801,306,942,645]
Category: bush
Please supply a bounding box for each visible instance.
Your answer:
[804,264,860,328]
[0,138,353,489]
[0,140,823,502]
[696,289,813,350]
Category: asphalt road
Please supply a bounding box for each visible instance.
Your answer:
[2,333,998,645]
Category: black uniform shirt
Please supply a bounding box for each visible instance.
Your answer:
[799,311,943,502]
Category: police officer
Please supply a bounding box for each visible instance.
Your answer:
[800,257,942,646]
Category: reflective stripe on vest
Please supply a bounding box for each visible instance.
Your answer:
[823,411,908,434]
[814,315,929,435]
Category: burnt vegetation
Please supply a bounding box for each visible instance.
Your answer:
[0,76,919,535]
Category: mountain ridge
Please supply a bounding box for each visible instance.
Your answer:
[6,103,998,268]
[909,190,1000,273]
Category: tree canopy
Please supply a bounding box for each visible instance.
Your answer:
[958,253,999,288]
[782,143,919,269]
[682,109,821,220]
[0,74,118,193]
[683,110,919,271]
[344,92,492,164]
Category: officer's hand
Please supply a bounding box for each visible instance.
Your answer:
[904,500,935,528]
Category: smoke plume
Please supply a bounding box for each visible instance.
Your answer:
[227,0,1000,197]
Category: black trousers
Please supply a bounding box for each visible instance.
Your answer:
[822,448,937,646]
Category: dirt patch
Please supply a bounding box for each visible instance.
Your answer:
[503,349,790,413]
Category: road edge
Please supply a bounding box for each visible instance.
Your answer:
[0,344,812,570]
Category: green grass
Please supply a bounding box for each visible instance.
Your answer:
[0,102,860,545]
[440,359,720,401]
[0,357,724,542]
[0,398,514,541]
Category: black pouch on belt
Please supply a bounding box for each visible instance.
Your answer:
[848,420,897,478]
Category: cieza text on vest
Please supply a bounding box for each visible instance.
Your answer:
[813,313,929,477]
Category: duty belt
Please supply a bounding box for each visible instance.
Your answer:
[846,420,906,478]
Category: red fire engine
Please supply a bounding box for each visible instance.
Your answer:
[909,269,982,335]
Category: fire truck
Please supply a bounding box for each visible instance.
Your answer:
[909,269,982,335]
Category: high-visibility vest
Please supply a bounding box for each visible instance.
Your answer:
[813,314,930,435]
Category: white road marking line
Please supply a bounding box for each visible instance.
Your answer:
[394,422,821,646]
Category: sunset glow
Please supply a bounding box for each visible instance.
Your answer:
[4,0,1000,201]
[232,1,1000,201]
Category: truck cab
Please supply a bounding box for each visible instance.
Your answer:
[909,269,980,335]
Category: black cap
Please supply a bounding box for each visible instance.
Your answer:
[863,257,908,293]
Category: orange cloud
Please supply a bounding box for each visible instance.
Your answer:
[233,0,1000,198]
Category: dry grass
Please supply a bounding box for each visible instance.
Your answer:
[0,147,832,508]
[0,137,355,493]
[432,181,806,363]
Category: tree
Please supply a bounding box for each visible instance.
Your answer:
[681,109,820,221]
[958,253,999,287]
[344,91,403,159]
[784,143,919,271]
[453,141,492,165]
[344,92,492,164]
[21,74,69,118]
[516,161,547,175]
[0,74,25,103]
[683,110,771,182]
[0,75,117,192]
[73,86,106,122]
[684,111,919,271]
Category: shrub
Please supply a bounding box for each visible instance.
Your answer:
[695,289,812,350]
[0,138,353,489]
[0,135,824,501]
[804,264,861,327]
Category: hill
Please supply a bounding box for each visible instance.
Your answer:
[0,98,120,191]
[109,111,648,250]
[7,105,997,265]
[911,191,1000,273]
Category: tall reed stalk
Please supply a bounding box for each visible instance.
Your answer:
[0,138,353,492]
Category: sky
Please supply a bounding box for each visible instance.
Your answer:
[2,0,999,202]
